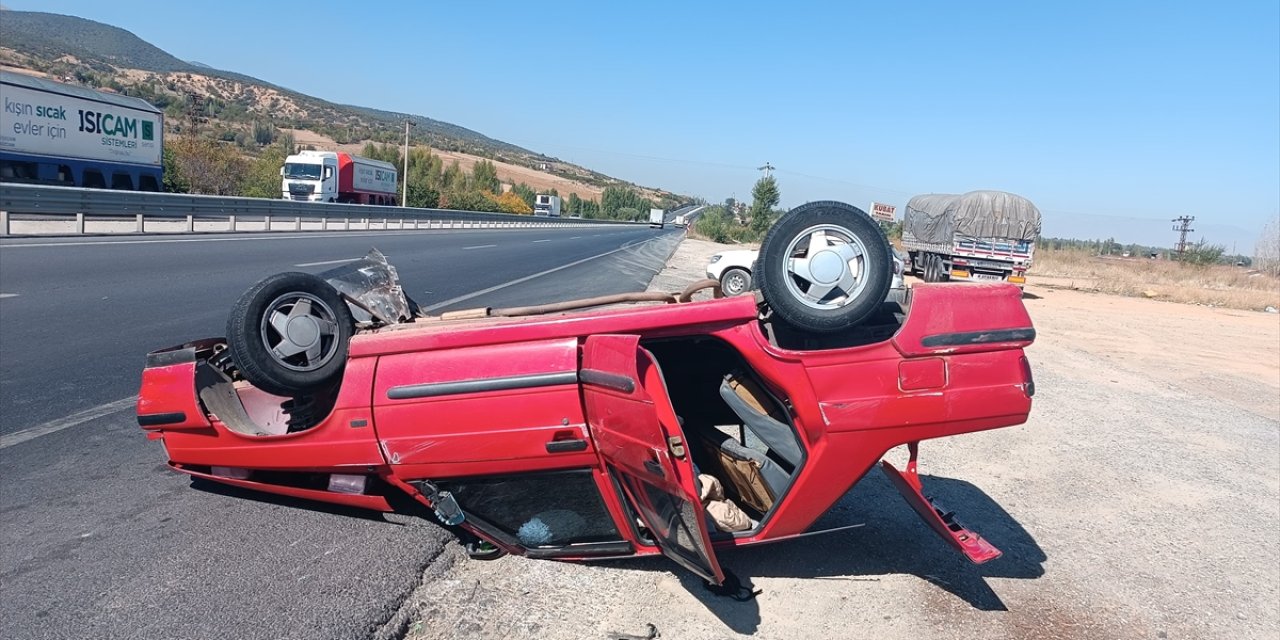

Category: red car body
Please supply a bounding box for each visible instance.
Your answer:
[137,283,1035,584]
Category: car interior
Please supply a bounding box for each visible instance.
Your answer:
[643,336,806,536]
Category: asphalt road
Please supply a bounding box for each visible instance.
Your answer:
[0,221,684,640]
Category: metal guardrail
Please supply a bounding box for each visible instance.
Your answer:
[0,183,630,235]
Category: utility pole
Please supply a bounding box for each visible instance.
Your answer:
[402,118,416,207]
[757,162,775,179]
[1172,215,1195,258]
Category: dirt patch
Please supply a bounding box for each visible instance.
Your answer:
[399,237,1279,640]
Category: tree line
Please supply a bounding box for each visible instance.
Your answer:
[160,135,672,218]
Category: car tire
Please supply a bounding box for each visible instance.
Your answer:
[720,267,753,297]
[226,272,354,397]
[755,201,892,334]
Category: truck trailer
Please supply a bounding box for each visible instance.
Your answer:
[281,150,398,204]
[533,194,561,217]
[0,71,164,191]
[649,208,665,229]
[902,190,1041,285]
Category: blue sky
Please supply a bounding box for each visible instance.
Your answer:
[8,1,1279,251]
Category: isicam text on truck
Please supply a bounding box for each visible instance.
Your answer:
[0,71,163,191]
[280,150,398,205]
[901,190,1042,286]
[533,194,561,217]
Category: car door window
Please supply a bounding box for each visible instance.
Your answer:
[435,469,624,549]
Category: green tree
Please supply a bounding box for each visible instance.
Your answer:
[406,183,440,208]
[241,144,290,198]
[442,160,468,192]
[472,159,500,194]
[511,182,537,209]
[1180,238,1226,266]
[748,176,780,235]
[167,137,246,195]
[693,205,734,243]
[252,120,276,146]
[616,207,642,222]
[162,145,190,193]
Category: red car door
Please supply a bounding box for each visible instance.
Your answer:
[581,334,726,585]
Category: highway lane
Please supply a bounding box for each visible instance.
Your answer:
[0,225,676,432]
[0,224,683,640]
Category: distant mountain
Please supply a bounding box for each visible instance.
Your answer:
[0,10,194,72]
[0,9,641,193]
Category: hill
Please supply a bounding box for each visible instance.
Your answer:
[0,9,680,203]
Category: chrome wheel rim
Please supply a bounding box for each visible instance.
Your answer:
[781,224,871,310]
[259,292,341,371]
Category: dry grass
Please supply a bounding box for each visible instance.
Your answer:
[1030,249,1280,311]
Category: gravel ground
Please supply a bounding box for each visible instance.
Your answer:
[396,236,1280,640]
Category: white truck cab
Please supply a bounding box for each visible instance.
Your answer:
[281,150,339,202]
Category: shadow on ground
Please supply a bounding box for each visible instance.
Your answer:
[189,475,433,524]
[605,467,1046,636]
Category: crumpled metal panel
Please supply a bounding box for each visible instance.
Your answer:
[317,248,413,326]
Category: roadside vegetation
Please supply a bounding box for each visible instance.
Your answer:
[1031,247,1279,311]
[692,175,782,244]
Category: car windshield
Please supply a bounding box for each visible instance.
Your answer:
[284,163,323,180]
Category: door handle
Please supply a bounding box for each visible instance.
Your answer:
[545,438,588,453]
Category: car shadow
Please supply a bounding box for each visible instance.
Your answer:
[1022,291,1043,300]
[607,468,1046,636]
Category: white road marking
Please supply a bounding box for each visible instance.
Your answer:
[0,293,17,299]
[294,258,361,267]
[0,229,459,249]
[422,237,660,313]
[463,244,497,250]
[0,396,137,449]
[532,239,551,243]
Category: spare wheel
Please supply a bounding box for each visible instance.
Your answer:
[754,201,892,333]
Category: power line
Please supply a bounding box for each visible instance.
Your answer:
[1172,215,1196,256]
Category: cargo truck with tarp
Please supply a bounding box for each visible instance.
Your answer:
[0,71,164,191]
[902,190,1042,286]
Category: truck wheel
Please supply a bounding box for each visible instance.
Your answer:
[755,201,892,333]
[922,254,937,282]
[226,272,354,397]
[720,268,753,297]
[934,255,951,281]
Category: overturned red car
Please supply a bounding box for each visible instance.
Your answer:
[137,201,1035,586]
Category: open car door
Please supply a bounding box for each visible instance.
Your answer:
[581,334,726,585]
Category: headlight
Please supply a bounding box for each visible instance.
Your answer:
[709,255,722,263]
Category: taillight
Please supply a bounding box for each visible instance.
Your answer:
[1019,356,1035,398]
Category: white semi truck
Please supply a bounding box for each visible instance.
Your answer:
[281,150,398,204]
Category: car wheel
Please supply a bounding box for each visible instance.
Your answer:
[720,267,752,297]
[755,201,892,334]
[226,272,354,397]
